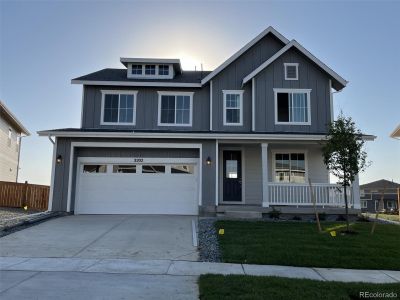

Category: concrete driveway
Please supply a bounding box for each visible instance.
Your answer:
[0,215,198,261]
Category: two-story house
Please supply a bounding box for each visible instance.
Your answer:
[39,27,374,215]
[360,179,399,213]
[0,100,30,182]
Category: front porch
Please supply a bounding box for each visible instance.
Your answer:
[214,141,360,212]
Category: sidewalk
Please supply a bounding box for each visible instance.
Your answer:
[1,256,399,283]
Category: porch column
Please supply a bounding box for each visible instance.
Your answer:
[352,174,361,209]
[261,143,269,207]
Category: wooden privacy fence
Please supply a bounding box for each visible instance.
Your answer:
[0,181,49,210]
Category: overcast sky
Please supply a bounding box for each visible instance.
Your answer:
[1,0,399,185]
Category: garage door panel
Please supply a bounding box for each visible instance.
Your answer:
[75,160,199,215]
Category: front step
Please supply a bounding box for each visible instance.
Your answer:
[223,210,262,219]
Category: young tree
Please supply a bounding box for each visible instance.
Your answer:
[322,113,368,232]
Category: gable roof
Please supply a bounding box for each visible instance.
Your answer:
[0,100,30,136]
[242,40,348,91]
[360,179,400,189]
[71,69,211,87]
[390,124,400,139]
[200,26,289,85]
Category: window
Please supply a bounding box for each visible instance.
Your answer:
[131,64,142,75]
[158,65,169,76]
[274,89,311,124]
[226,160,238,178]
[284,63,299,80]
[113,165,136,173]
[142,165,165,173]
[158,92,193,126]
[83,165,107,173]
[171,165,194,174]
[145,65,156,75]
[387,201,394,210]
[223,90,243,125]
[274,152,306,183]
[361,200,368,208]
[102,91,137,124]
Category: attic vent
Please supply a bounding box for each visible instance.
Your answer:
[284,63,298,80]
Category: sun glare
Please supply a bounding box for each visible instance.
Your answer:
[178,53,202,71]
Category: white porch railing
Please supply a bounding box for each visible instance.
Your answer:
[267,183,353,207]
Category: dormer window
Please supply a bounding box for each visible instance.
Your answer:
[145,65,156,75]
[131,65,142,75]
[284,63,299,80]
[159,65,169,76]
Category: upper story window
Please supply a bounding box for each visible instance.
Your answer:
[223,90,243,126]
[101,90,138,125]
[158,65,169,76]
[131,64,143,75]
[274,89,311,125]
[284,63,299,80]
[274,152,306,183]
[157,92,193,126]
[145,65,156,75]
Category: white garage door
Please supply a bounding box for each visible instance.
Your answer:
[74,157,199,215]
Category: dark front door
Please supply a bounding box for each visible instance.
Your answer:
[223,150,242,202]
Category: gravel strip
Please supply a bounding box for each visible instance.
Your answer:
[198,218,221,262]
[0,207,42,228]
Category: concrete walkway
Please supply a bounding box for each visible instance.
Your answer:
[1,256,399,283]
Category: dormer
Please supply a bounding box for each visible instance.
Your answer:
[120,58,182,80]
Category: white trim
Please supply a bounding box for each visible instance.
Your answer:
[215,139,219,206]
[209,80,213,131]
[100,90,138,125]
[329,79,334,122]
[274,88,312,125]
[220,147,245,204]
[242,40,348,90]
[271,149,309,183]
[121,57,180,64]
[201,26,289,85]
[80,86,84,128]
[157,91,194,127]
[127,63,174,80]
[48,137,58,211]
[261,143,269,207]
[38,130,340,141]
[66,142,203,213]
[251,78,255,131]
[284,63,299,80]
[71,80,201,88]
[222,90,244,126]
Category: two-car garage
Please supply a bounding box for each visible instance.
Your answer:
[73,151,200,215]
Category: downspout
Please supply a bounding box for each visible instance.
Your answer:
[15,135,23,182]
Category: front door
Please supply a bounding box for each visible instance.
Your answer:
[223,150,242,202]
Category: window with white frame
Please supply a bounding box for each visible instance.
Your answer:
[274,152,306,183]
[102,91,137,124]
[361,200,368,208]
[274,89,311,124]
[158,92,193,126]
[158,64,169,76]
[223,90,243,125]
[284,63,299,80]
[387,201,394,210]
[131,64,142,75]
[145,65,156,75]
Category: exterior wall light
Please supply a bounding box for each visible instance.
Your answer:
[56,155,63,164]
[206,156,212,165]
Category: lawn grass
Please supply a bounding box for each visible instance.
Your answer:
[199,275,400,300]
[215,221,400,270]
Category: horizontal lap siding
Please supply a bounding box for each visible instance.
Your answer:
[255,48,331,133]
[82,86,210,131]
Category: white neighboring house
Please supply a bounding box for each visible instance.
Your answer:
[0,100,30,182]
[390,124,400,140]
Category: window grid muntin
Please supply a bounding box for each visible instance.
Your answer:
[145,65,156,75]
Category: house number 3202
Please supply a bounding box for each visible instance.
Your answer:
[133,158,144,162]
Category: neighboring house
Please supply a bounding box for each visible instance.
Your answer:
[360,179,400,213]
[390,124,400,139]
[0,101,30,182]
[38,27,375,215]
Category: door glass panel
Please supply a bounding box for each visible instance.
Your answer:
[113,165,136,173]
[171,165,194,174]
[226,160,238,178]
[142,165,165,174]
[83,165,107,173]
